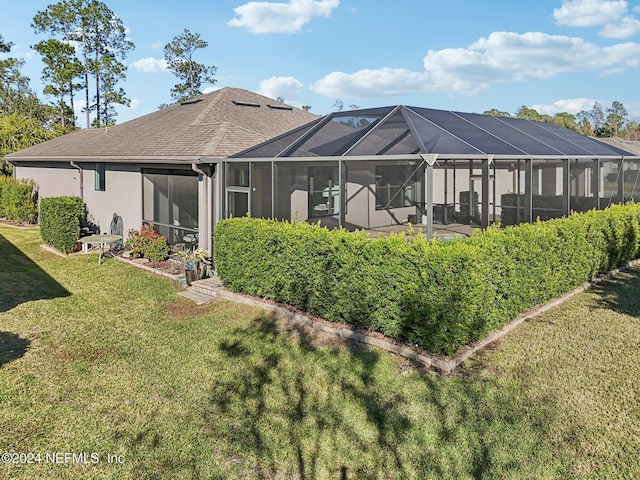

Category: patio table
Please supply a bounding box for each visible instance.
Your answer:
[78,234,122,265]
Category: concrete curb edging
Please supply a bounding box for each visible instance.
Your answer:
[209,257,640,375]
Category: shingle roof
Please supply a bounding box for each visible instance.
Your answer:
[6,87,319,163]
[595,137,640,156]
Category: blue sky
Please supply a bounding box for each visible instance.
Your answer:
[2,0,640,125]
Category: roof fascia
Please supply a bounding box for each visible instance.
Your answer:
[219,153,638,163]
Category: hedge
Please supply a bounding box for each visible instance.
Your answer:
[214,203,640,356]
[40,196,86,253]
[0,176,37,224]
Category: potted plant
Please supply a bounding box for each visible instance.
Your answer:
[176,248,211,286]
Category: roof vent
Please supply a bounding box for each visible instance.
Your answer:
[233,100,261,107]
[180,98,202,105]
[267,104,293,111]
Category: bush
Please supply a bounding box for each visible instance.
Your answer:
[214,203,640,356]
[0,176,37,224]
[40,196,85,253]
[125,224,169,263]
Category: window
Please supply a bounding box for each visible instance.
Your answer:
[308,165,339,218]
[226,162,250,187]
[375,165,415,210]
[95,163,106,191]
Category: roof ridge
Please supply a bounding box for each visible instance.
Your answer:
[202,121,231,155]
[191,89,228,126]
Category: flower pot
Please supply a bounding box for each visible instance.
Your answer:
[185,269,197,286]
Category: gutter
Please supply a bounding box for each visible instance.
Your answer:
[69,161,83,200]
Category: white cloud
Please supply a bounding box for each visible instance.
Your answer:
[151,40,163,49]
[310,31,640,98]
[553,0,640,38]
[600,15,640,37]
[129,57,168,73]
[127,98,142,110]
[203,86,221,94]
[258,76,304,104]
[531,98,598,115]
[423,31,640,94]
[553,0,627,27]
[228,0,339,34]
[311,68,428,97]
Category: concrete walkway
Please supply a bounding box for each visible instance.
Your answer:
[177,277,224,305]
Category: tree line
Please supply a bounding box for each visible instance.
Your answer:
[483,100,639,139]
[1,0,217,174]
[2,1,640,177]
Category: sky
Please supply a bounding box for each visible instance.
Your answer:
[1,0,640,126]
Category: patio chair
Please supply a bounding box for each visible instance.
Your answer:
[104,213,124,258]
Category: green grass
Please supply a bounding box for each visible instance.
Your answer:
[0,225,639,479]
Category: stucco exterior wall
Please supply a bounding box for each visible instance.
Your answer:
[13,162,143,235]
[82,163,142,236]
[14,162,81,199]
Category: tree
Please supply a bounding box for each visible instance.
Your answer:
[164,29,217,103]
[605,100,627,137]
[301,105,311,112]
[333,99,344,111]
[515,106,552,123]
[589,101,605,136]
[551,112,578,132]
[0,36,51,123]
[92,55,129,126]
[84,0,133,127]
[33,39,83,128]
[483,109,511,117]
[33,0,134,128]
[0,112,64,157]
[575,110,593,136]
[33,0,87,126]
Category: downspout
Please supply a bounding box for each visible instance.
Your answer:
[70,161,83,201]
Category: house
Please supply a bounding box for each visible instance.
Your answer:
[7,93,640,254]
[6,87,319,254]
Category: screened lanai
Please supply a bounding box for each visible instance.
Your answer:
[209,105,640,237]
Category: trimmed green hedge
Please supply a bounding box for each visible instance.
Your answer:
[214,203,640,356]
[0,176,37,224]
[40,196,86,253]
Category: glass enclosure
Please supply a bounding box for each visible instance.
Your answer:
[142,169,198,246]
[229,105,638,234]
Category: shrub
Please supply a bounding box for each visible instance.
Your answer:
[0,176,37,224]
[125,224,169,263]
[214,203,640,356]
[40,196,85,253]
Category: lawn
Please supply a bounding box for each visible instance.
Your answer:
[0,225,639,479]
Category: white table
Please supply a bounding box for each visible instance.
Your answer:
[78,234,122,265]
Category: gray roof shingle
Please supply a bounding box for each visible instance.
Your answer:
[6,87,319,163]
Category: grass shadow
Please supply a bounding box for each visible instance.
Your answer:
[0,331,30,367]
[0,232,70,312]
[201,311,568,479]
[204,313,414,479]
[590,266,640,317]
